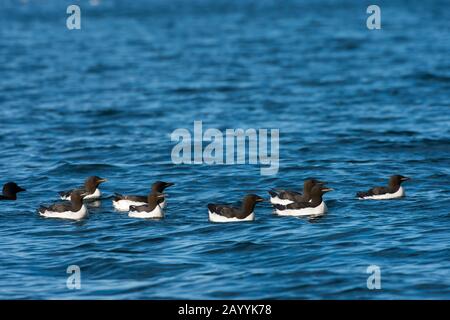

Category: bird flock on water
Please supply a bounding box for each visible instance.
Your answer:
[0,174,410,222]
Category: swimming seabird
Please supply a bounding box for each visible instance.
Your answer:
[274,185,333,216]
[0,182,26,201]
[356,175,410,200]
[269,179,324,205]
[128,192,165,219]
[39,191,89,220]
[208,194,264,223]
[59,176,107,201]
[113,181,174,211]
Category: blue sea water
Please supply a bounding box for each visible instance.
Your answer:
[0,0,449,299]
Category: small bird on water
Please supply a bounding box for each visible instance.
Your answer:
[356,175,410,200]
[113,181,174,211]
[0,182,26,201]
[268,178,325,205]
[39,190,89,220]
[208,194,265,223]
[59,176,107,201]
[128,192,166,219]
[273,185,333,216]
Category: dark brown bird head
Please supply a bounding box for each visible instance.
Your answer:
[84,176,107,192]
[243,194,265,204]
[311,185,334,197]
[151,181,174,192]
[2,182,26,199]
[303,179,325,193]
[389,175,410,187]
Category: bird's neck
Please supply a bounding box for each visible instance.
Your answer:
[310,195,323,207]
[72,200,83,211]
[85,183,97,193]
[241,199,256,214]
[303,189,311,200]
[148,195,162,208]
[388,181,400,192]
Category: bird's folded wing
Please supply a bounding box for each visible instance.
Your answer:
[213,205,238,218]
[119,195,147,202]
[47,202,72,212]
[286,201,310,209]
[280,190,304,201]
[370,186,389,195]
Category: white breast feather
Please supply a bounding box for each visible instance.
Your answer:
[40,205,88,220]
[359,187,405,200]
[275,201,327,217]
[270,196,294,205]
[113,200,147,211]
[62,188,102,201]
[114,199,166,211]
[128,205,164,219]
[208,211,255,223]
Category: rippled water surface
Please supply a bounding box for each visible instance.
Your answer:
[0,0,449,299]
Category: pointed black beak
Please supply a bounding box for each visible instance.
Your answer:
[321,187,334,193]
[165,182,175,187]
[401,177,410,181]
[18,187,26,192]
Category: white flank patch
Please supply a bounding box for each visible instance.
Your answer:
[275,201,327,217]
[358,187,404,200]
[113,200,147,211]
[113,199,166,211]
[60,194,71,201]
[40,205,88,220]
[128,205,164,219]
[61,188,102,201]
[208,211,255,223]
[269,196,294,205]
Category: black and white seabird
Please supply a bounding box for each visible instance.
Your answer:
[208,194,264,223]
[113,181,174,211]
[356,175,410,200]
[0,182,26,201]
[269,179,324,205]
[274,185,333,216]
[39,191,89,220]
[59,176,107,201]
[129,192,166,219]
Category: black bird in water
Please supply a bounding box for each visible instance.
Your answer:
[129,192,166,219]
[274,185,333,216]
[59,176,107,201]
[0,182,26,201]
[208,194,265,222]
[113,181,174,211]
[269,179,325,204]
[356,175,410,200]
[39,191,89,220]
